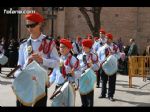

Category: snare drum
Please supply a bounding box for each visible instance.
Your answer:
[102,55,118,76]
[79,68,96,95]
[51,81,75,107]
[0,54,8,65]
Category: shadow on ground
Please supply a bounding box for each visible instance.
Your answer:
[116,88,150,96]
[115,98,150,106]
[0,80,12,85]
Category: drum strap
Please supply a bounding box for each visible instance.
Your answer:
[61,54,72,78]
[75,42,81,54]
[27,39,33,56]
[105,48,110,57]
[61,54,79,79]
[83,53,98,67]
[89,53,98,63]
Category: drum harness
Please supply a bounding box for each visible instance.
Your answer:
[50,54,79,100]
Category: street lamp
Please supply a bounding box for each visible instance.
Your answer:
[42,7,64,38]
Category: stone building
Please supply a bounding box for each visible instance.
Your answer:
[1,7,150,54]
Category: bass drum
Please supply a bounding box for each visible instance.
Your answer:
[79,68,96,95]
[12,61,48,106]
[0,53,8,65]
[51,81,76,107]
[102,55,118,76]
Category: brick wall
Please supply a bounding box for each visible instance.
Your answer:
[20,7,150,54]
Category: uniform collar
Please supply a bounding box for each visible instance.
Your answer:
[61,52,71,60]
[83,50,92,55]
[28,33,45,42]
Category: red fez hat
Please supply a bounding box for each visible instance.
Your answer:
[106,33,113,40]
[99,28,106,35]
[77,36,82,41]
[60,38,73,49]
[82,39,93,48]
[87,34,91,37]
[86,34,92,38]
[94,37,99,41]
[25,12,44,23]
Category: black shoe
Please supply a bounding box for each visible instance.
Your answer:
[108,97,115,101]
[96,85,100,88]
[98,95,106,98]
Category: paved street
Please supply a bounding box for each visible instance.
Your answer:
[0,67,150,107]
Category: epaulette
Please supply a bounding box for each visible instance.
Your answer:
[19,39,27,45]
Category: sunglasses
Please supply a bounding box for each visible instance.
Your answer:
[59,46,66,49]
[25,23,39,28]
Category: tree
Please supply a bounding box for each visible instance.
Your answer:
[79,7,102,37]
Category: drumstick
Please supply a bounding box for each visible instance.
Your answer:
[7,65,21,77]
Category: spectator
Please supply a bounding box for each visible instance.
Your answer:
[127,38,139,56]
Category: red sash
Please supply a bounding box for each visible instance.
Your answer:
[61,55,72,78]
[61,54,79,78]
[38,37,54,54]
[86,53,98,68]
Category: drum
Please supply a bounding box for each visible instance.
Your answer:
[79,68,96,95]
[102,55,118,76]
[51,81,75,107]
[113,53,121,60]
[12,61,48,106]
[0,54,8,65]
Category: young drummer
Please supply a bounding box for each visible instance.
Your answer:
[77,39,99,107]
[49,38,81,90]
[97,33,120,101]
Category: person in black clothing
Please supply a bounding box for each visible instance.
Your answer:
[8,39,19,67]
[0,38,5,72]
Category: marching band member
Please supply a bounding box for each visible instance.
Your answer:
[77,39,99,107]
[92,36,101,88]
[92,36,99,53]
[94,29,107,88]
[49,38,81,90]
[97,33,120,101]
[72,36,82,57]
[94,28,107,52]
[14,12,59,107]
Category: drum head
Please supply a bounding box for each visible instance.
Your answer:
[51,81,75,107]
[102,55,118,76]
[0,54,8,65]
[79,68,96,95]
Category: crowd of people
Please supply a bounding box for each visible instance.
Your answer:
[0,11,150,107]
[0,37,20,73]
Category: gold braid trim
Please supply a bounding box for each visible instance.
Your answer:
[12,86,46,107]
[79,88,94,95]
